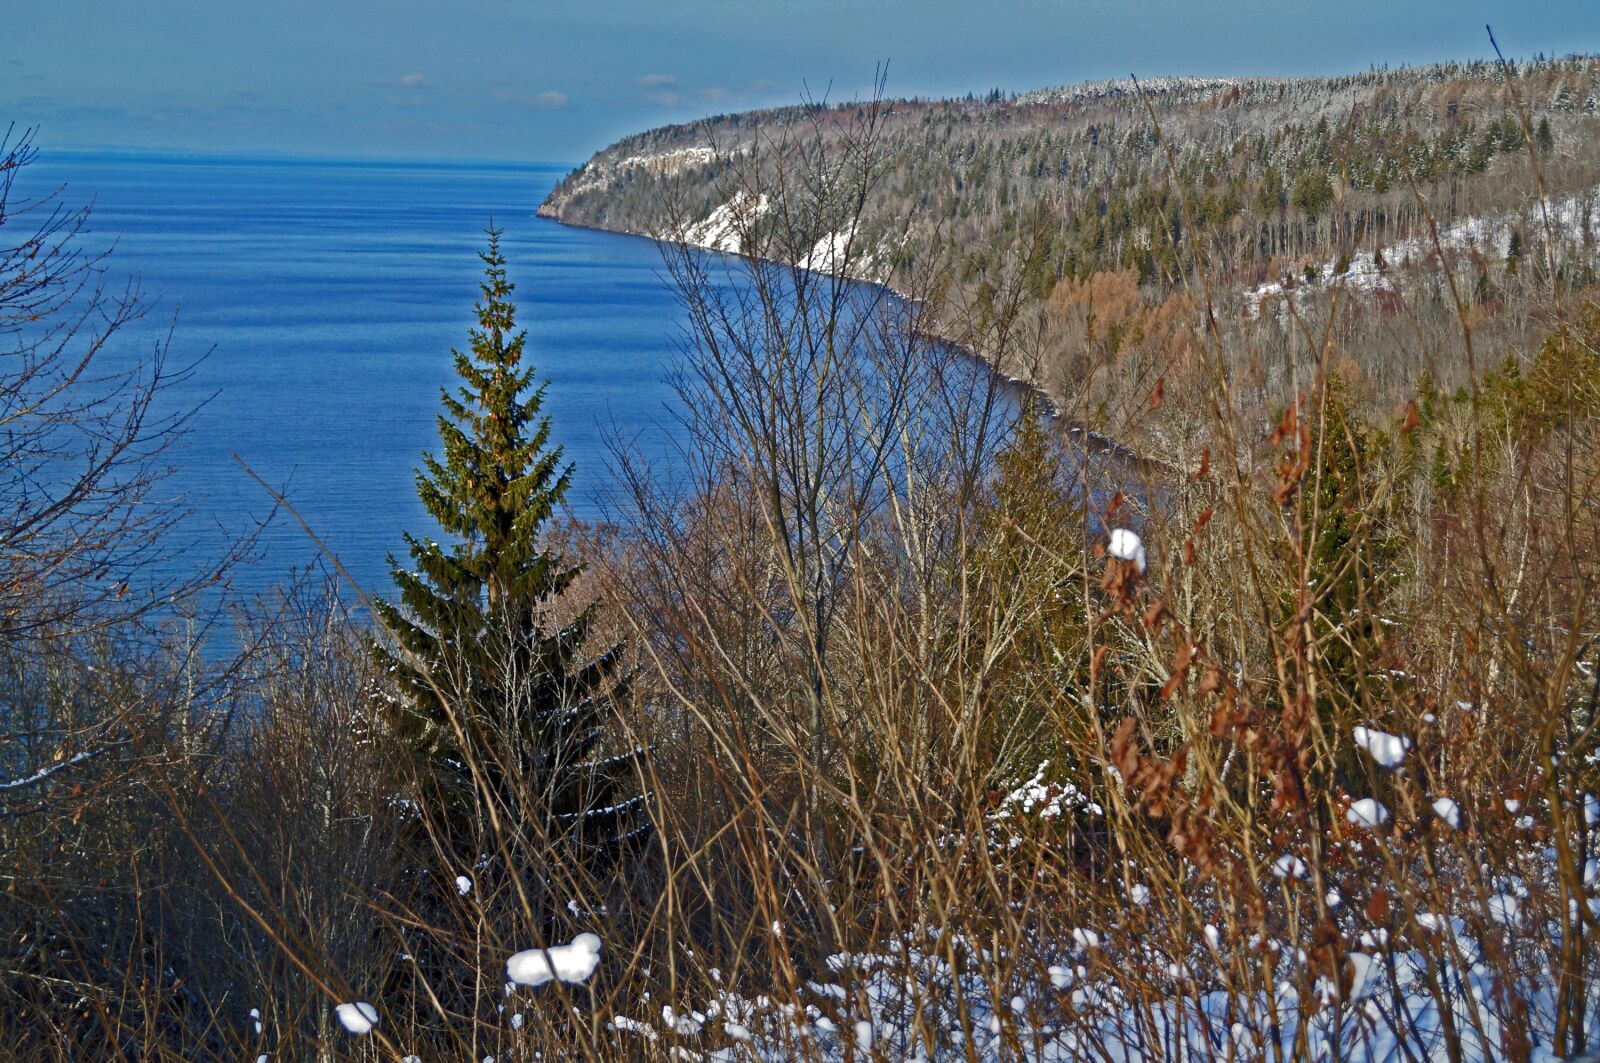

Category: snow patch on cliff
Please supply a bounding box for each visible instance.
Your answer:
[563,146,721,198]
[676,193,770,255]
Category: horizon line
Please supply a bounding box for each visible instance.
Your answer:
[32,142,581,172]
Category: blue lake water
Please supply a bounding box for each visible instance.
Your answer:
[17,152,690,603]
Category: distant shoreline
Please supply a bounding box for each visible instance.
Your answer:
[536,204,1172,481]
[39,147,577,172]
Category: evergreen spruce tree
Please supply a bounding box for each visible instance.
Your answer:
[973,401,1088,775]
[1279,376,1406,789]
[374,229,643,860]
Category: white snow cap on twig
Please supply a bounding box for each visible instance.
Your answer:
[1108,529,1147,573]
[1352,726,1410,769]
[1346,798,1390,829]
[1432,797,1461,829]
[507,933,602,987]
[334,1001,379,1035]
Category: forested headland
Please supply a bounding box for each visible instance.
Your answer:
[542,56,1600,457]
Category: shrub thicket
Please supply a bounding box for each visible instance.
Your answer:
[3,58,1600,1061]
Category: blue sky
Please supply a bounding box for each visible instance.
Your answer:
[9,0,1599,164]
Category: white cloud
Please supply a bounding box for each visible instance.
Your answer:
[639,73,678,88]
[530,90,569,110]
[646,91,682,108]
[398,73,428,88]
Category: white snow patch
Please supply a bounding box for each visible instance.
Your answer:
[1107,529,1148,573]
[1346,798,1390,829]
[334,1001,379,1036]
[1432,797,1462,829]
[801,228,869,277]
[507,933,602,987]
[1244,182,1600,319]
[677,193,769,255]
[1352,726,1410,769]
[992,761,1101,823]
[611,1015,660,1041]
[662,1004,703,1036]
[0,750,94,790]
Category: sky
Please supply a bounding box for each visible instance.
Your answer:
[8,0,1600,165]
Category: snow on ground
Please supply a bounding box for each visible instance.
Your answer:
[580,773,1592,1060]
[317,783,1593,1061]
[799,228,877,279]
[669,198,894,284]
[1244,183,1600,318]
[595,920,1597,1062]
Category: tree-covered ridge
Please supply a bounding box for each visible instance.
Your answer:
[543,56,1599,291]
[543,55,1600,449]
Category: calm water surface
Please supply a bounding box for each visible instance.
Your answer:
[20,152,687,601]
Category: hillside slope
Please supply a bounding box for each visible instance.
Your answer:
[540,57,1600,448]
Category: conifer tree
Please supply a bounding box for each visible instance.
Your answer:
[973,401,1088,774]
[1281,377,1406,788]
[374,229,642,859]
